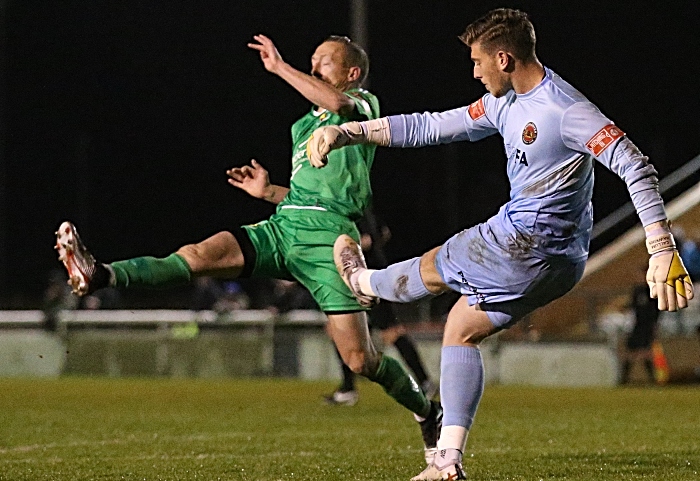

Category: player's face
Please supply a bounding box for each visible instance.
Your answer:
[311,41,353,91]
[471,41,511,98]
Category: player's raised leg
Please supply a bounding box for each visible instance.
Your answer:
[334,234,449,304]
[55,221,245,296]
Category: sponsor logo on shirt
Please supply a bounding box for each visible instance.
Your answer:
[468,98,486,120]
[522,122,537,144]
[585,124,625,157]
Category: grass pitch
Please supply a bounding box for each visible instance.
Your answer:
[0,378,699,480]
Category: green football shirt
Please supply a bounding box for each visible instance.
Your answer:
[278,88,380,221]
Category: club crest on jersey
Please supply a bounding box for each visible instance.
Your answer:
[522,122,537,145]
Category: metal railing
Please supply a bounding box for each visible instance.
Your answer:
[591,153,700,242]
[0,309,327,328]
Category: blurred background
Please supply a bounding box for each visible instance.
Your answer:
[1,1,700,386]
[2,1,698,307]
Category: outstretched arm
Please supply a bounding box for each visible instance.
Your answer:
[306,99,499,167]
[561,102,693,311]
[306,118,391,167]
[248,34,355,116]
[227,160,289,205]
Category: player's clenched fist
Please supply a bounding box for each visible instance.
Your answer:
[306,124,354,168]
[647,248,694,311]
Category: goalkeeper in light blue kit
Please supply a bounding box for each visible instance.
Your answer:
[307,8,694,481]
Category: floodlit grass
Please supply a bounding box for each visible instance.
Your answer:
[0,378,698,480]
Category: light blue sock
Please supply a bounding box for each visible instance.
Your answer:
[369,257,432,303]
[440,346,484,429]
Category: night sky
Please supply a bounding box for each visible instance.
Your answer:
[3,1,699,306]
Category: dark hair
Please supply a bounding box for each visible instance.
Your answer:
[324,35,370,87]
[459,8,536,62]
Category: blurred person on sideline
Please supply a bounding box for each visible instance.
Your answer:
[266,279,317,314]
[213,281,251,313]
[55,34,440,465]
[695,323,700,381]
[42,269,77,331]
[325,209,437,406]
[307,8,693,480]
[79,287,122,310]
[674,228,700,280]
[620,267,661,384]
[190,276,225,312]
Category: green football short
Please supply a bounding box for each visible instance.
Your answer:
[242,207,367,312]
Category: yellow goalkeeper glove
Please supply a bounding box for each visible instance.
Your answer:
[646,232,694,311]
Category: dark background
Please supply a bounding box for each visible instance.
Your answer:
[2,1,699,307]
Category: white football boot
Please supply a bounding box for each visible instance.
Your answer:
[55,221,98,296]
[411,461,466,480]
[322,390,359,406]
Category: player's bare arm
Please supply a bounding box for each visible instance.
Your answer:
[227,159,289,204]
[248,34,355,116]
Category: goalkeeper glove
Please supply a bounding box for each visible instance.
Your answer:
[306,118,391,168]
[646,232,694,311]
[306,123,357,168]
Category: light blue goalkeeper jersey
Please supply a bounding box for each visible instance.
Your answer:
[387,67,666,262]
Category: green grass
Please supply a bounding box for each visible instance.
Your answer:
[0,378,699,480]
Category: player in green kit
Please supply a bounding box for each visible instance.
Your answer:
[55,34,441,465]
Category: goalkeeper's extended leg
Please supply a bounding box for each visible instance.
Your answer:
[334,235,448,304]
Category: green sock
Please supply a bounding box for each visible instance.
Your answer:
[111,253,192,289]
[368,353,431,417]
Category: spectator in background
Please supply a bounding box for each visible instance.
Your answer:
[190,276,225,312]
[191,277,250,315]
[267,279,317,314]
[213,281,251,313]
[80,287,122,310]
[695,324,700,382]
[620,267,661,384]
[42,269,77,331]
[675,227,700,280]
